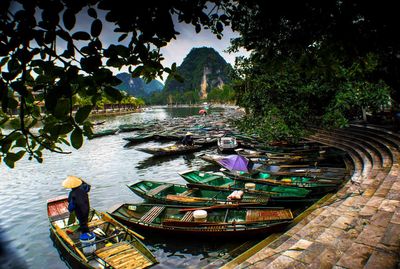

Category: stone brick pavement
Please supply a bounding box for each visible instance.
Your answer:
[224,125,400,269]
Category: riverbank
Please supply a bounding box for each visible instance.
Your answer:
[223,125,400,269]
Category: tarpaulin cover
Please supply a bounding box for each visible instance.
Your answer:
[217,155,250,172]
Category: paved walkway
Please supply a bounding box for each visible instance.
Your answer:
[224,124,400,269]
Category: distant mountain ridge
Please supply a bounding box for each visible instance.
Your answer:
[163,47,232,98]
[115,73,164,98]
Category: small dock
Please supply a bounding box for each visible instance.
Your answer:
[221,124,400,269]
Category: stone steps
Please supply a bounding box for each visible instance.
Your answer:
[223,125,400,269]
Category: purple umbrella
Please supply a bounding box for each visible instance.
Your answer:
[217,155,250,172]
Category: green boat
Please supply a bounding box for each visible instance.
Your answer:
[118,124,145,133]
[123,133,155,145]
[128,180,317,207]
[47,196,157,269]
[136,144,203,156]
[179,170,311,197]
[109,203,293,238]
[220,168,340,193]
[89,128,119,139]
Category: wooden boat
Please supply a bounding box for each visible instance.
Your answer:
[123,133,155,145]
[256,165,348,178]
[109,203,293,237]
[220,168,341,193]
[128,180,317,207]
[136,144,203,156]
[198,153,225,165]
[234,148,266,158]
[193,137,217,147]
[217,137,238,153]
[179,170,310,197]
[118,124,145,133]
[47,196,157,269]
[153,132,181,141]
[90,129,119,139]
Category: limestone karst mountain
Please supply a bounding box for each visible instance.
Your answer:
[163,47,232,98]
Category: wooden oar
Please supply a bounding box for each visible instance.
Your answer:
[54,224,88,262]
[101,212,145,241]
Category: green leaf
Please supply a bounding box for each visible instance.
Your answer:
[118,34,128,42]
[72,31,91,41]
[91,19,102,37]
[63,9,76,30]
[9,118,21,129]
[131,66,143,77]
[54,98,70,119]
[75,105,92,124]
[195,24,201,33]
[174,73,184,83]
[70,127,83,149]
[8,98,19,109]
[104,86,122,101]
[0,57,9,67]
[216,22,223,33]
[1,140,12,153]
[87,8,97,18]
[4,156,15,168]
[58,123,74,135]
[13,151,25,161]
[14,137,26,148]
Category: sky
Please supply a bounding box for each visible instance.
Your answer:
[68,8,250,83]
[7,2,250,83]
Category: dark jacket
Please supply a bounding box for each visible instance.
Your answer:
[181,135,194,146]
[68,182,91,222]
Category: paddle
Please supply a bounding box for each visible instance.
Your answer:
[100,212,145,241]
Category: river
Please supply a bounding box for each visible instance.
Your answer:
[0,106,255,269]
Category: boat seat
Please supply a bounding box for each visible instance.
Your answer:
[88,218,107,228]
[181,211,193,222]
[95,242,152,269]
[146,184,172,196]
[254,196,270,204]
[246,209,293,222]
[139,206,165,224]
[49,211,70,222]
[179,189,194,196]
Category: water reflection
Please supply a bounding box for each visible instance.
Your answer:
[136,155,183,170]
[0,106,250,269]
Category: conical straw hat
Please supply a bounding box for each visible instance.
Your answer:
[62,175,83,189]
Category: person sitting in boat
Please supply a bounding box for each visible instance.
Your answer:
[62,176,91,234]
[181,132,194,146]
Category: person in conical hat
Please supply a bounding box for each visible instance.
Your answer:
[63,176,91,234]
[181,132,194,146]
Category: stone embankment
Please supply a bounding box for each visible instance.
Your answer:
[223,124,400,269]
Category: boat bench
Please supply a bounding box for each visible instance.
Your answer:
[88,218,107,228]
[146,184,172,196]
[139,206,165,224]
[95,242,152,269]
[179,189,194,196]
[180,211,194,222]
[49,211,70,222]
